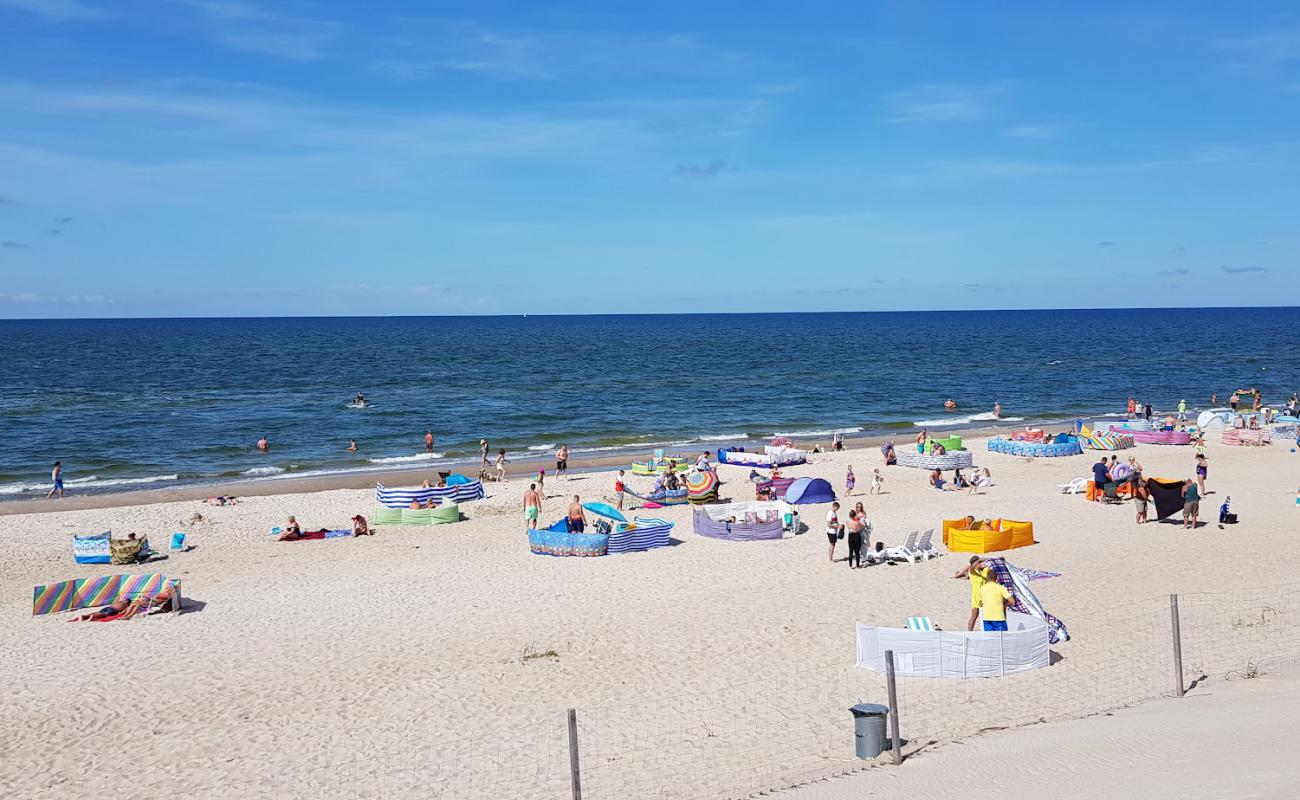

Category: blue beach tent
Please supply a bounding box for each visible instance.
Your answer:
[785,477,835,505]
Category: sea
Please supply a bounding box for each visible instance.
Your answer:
[2,308,1297,497]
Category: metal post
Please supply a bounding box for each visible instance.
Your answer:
[1170,594,1185,697]
[567,707,583,800]
[884,650,902,765]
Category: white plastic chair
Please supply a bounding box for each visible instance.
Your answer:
[912,528,939,560]
[1057,477,1088,495]
[883,530,919,563]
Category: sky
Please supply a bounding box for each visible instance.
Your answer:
[0,1,1298,318]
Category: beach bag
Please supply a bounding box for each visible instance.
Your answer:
[1222,513,1238,524]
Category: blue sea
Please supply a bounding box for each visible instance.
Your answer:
[2,308,1297,497]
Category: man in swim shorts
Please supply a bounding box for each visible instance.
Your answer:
[555,444,569,478]
[523,483,541,529]
[425,430,435,454]
[566,495,585,532]
[47,461,64,499]
[979,578,1014,632]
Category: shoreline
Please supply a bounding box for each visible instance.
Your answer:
[0,419,1056,515]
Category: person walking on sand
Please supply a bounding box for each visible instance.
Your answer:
[1127,396,1136,415]
[47,461,64,499]
[978,573,1014,631]
[845,465,855,497]
[257,435,269,452]
[1177,399,1188,423]
[566,495,586,533]
[832,431,844,451]
[825,501,842,562]
[555,444,569,479]
[424,430,435,454]
[523,483,542,529]
[614,469,626,511]
[1134,478,1149,524]
[954,556,991,631]
[870,468,883,494]
[494,448,508,481]
[1181,478,1201,529]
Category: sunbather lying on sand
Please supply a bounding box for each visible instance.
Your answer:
[71,597,131,621]
[121,583,177,619]
[929,469,958,491]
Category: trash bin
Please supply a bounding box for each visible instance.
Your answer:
[849,703,889,758]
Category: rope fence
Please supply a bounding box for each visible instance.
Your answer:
[70,584,1299,800]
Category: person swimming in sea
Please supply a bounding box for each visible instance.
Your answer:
[944,398,957,410]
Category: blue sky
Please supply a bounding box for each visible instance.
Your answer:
[1,1,1297,317]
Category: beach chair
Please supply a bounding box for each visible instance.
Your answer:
[905,616,936,631]
[1057,477,1088,494]
[912,528,939,560]
[883,531,919,563]
[1101,482,1124,505]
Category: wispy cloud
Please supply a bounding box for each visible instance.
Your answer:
[0,195,15,205]
[1157,267,1191,275]
[371,26,749,84]
[1002,122,1062,139]
[885,84,1001,123]
[2,240,29,248]
[963,282,1004,291]
[1221,265,1266,274]
[0,291,109,303]
[1213,26,1300,63]
[1098,240,1117,247]
[54,215,74,223]
[0,0,105,21]
[672,160,733,181]
[179,0,342,60]
[913,158,1080,182]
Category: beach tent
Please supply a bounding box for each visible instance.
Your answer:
[785,477,835,505]
[445,473,473,486]
[1146,479,1186,520]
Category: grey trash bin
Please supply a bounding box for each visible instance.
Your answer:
[849,703,889,758]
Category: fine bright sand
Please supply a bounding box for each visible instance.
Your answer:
[1,433,1298,798]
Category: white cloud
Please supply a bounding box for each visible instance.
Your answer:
[178,0,342,60]
[0,291,110,304]
[885,84,1002,123]
[1213,25,1300,63]
[1002,122,1063,139]
[0,0,105,21]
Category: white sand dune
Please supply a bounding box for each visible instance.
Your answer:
[1,432,1297,798]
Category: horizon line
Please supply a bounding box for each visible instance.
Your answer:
[2,303,1299,323]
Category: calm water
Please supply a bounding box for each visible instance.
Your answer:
[2,309,1297,496]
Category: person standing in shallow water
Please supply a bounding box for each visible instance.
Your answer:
[424,430,435,454]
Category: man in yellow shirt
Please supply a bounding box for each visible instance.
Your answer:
[979,578,1014,632]
[953,556,991,631]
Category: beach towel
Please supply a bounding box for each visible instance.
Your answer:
[1145,479,1186,520]
[298,529,352,540]
[984,558,1069,643]
[109,537,147,565]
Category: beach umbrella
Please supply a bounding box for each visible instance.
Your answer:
[582,502,626,522]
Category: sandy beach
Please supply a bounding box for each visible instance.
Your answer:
[2,430,1298,798]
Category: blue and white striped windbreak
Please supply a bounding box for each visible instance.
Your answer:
[375,481,485,509]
